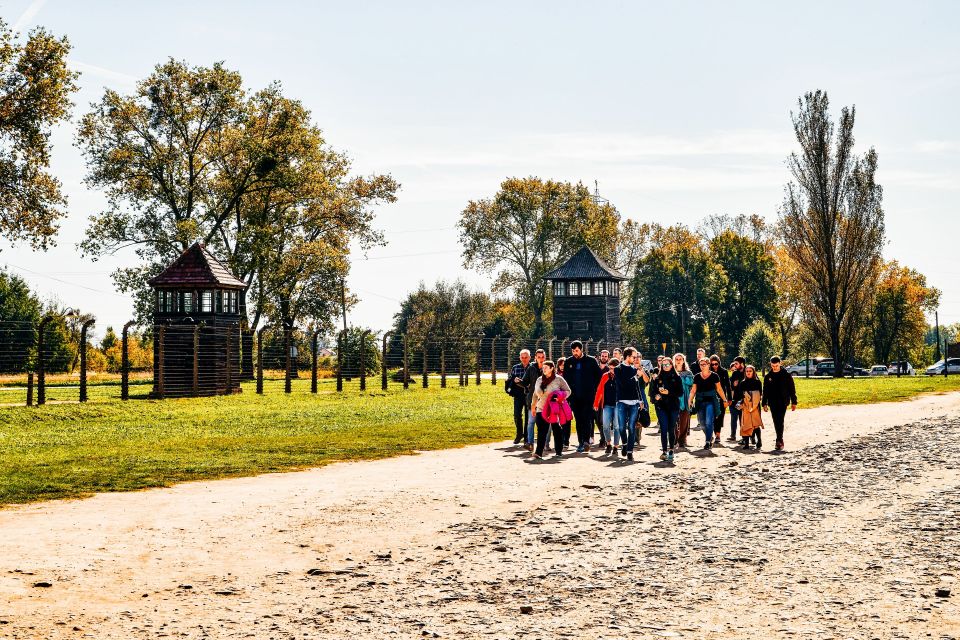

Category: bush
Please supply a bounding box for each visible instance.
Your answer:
[740,320,779,371]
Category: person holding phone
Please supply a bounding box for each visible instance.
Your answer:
[653,357,683,461]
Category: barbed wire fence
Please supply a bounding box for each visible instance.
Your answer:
[0,318,954,407]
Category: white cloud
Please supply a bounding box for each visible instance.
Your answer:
[914,140,959,153]
[68,60,139,88]
[11,0,47,31]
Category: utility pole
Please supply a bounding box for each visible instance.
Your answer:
[935,310,942,362]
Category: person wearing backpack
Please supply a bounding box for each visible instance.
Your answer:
[530,360,572,459]
[507,349,531,445]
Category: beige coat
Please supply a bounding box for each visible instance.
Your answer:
[740,389,763,435]
[531,375,572,414]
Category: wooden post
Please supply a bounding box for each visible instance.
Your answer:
[490,336,497,385]
[359,330,370,391]
[440,339,447,388]
[284,323,292,394]
[548,337,556,361]
[422,344,428,388]
[191,324,199,397]
[257,326,267,394]
[458,339,465,387]
[476,335,482,385]
[382,331,394,391]
[79,318,95,402]
[156,326,166,399]
[311,331,319,394]
[122,320,136,400]
[402,334,409,390]
[26,371,33,406]
[506,338,514,376]
[36,315,52,406]
[336,330,345,392]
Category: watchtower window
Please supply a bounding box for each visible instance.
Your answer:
[581,282,591,296]
[201,290,213,313]
[568,282,579,296]
[182,291,194,313]
[554,281,566,297]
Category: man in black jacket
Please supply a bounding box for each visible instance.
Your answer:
[508,349,531,444]
[520,349,545,449]
[709,355,731,445]
[566,340,602,453]
[762,356,798,450]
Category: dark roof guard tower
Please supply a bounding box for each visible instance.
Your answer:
[148,242,247,397]
[544,246,627,346]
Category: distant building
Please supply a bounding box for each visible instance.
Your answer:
[148,243,247,397]
[544,246,626,346]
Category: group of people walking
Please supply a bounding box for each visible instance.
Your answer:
[506,341,798,462]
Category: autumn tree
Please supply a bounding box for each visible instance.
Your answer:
[779,91,885,375]
[0,19,78,249]
[77,60,396,333]
[707,230,776,356]
[869,261,939,365]
[625,224,721,353]
[458,177,619,337]
[770,245,805,357]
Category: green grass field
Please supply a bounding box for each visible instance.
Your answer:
[1,375,959,506]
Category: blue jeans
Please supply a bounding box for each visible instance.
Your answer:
[658,406,680,451]
[526,407,536,444]
[601,405,620,446]
[616,402,640,453]
[697,401,716,443]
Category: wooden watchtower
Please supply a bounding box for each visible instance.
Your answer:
[148,243,246,397]
[544,246,626,345]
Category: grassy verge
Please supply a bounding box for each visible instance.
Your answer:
[1,376,959,506]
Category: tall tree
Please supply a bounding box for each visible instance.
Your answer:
[392,280,494,345]
[869,260,939,365]
[770,245,804,357]
[708,230,776,356]
[458,177,619,337]
[77,60,395,329]
[624,224,722,354]
[779,90,885,375]
[0,19,78,249]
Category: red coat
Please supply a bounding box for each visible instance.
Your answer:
[593,370,615,411]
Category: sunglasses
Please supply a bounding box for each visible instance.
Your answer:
[662,362,672,368]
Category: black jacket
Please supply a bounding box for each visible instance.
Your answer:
[714,365,732,399]
[565,354,601,405]
[762,369,797,407]
[730,368,745,403]
[652,368,683,411]
[521,362,543,406]
[614,363,642,402]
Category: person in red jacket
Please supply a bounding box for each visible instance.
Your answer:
[592,358,621,456]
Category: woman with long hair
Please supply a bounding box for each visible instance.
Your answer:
[688,357,730,450]
[739,364,764,449]
[556,357,571,450]
[673,353,695,448]
[530,360,572,459]
[653,356,683,462]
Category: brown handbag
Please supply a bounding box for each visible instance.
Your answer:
[676,411,691,445]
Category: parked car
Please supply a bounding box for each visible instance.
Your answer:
[869,365,888,376]
[886,361,915,376]
[786,357,832,376]
[925,358,960,375]
[816,361,869,377]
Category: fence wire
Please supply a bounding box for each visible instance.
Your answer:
[0,319,950,407]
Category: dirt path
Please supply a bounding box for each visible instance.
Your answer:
[2,393,959,638]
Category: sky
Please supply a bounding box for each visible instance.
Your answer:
[1,0,958,339]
